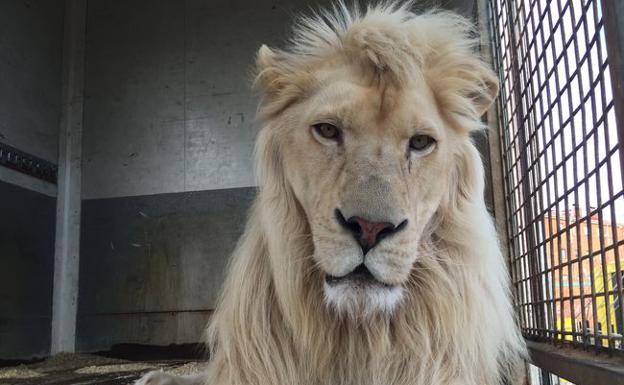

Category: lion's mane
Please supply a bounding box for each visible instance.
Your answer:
[204,3,527,385]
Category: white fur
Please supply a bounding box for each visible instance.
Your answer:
[134,371,204,385]
[323,281,405,319]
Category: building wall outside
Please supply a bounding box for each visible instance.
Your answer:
[542,209,624,345]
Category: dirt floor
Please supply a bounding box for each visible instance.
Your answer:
[0,353,206,385]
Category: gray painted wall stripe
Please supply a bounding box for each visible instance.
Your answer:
[77,186,255,352]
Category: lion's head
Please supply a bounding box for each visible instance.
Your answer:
[253,3,498,318]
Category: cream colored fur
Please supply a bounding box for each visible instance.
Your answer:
[137,2,527,385]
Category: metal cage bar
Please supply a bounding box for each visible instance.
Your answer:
[486,0,624,362]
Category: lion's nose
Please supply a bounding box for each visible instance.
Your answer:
[335,209,408,254]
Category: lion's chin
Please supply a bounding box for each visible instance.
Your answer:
[322,280,404,319]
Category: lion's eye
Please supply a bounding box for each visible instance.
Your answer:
[409,135,436,152]
[313,123,341,141]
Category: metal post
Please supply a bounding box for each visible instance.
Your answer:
[51,0,86,354]
[601,0,624,345]
[502,0,547,338]
[601,1,624,181]
[477,0,510,263]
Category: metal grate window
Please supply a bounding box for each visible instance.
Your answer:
[487,0,624,357]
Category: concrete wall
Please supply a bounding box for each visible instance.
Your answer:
[0,0,63,197]
[76,0,482,352]
[81,0,298,200]
[77,0,319,352]
[77,188,254,351]
[0,0,63,165]
[0,0,63,360]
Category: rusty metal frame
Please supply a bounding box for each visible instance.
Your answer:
[601,0,624,184]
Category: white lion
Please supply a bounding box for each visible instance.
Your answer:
[137,2,527,385]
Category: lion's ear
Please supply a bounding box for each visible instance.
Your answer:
[255,45,278,90]
[256,44,275,69]
[469,65,499,116]
[429,56,499,124]
[254,44,313,116]
[255,45,290,98]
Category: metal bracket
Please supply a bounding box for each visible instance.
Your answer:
[0,142,58,184]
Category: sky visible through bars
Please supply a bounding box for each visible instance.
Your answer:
[488,0,624,354]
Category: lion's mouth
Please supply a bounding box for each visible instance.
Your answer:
[325,264,392,288]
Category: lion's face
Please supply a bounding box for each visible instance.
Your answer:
[278,64,461,316]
